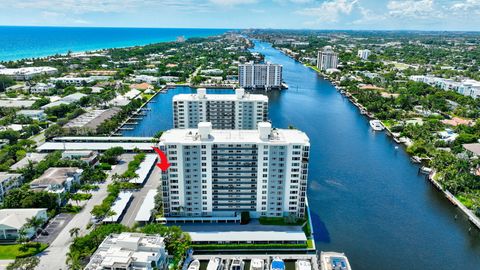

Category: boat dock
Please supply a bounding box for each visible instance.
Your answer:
[189,254,319,270]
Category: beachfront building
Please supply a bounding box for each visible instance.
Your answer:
[238,62,283,89]
[85,232,168,270]
[0,67,58,81]
[159,122,310,221]
[317,46,338,71]
[173,88,268,130]
[357,49,371,60]
[0,208,47,240]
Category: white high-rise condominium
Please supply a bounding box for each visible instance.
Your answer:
[317,46,338,71]
[159,122,310,220]
[173,88,268,130]
[238,62,283,89]
[357,49,371,60]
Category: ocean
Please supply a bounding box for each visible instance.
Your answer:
[0,26,229,61]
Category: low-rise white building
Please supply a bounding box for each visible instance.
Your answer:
[409,75,480,99]
[16,110,46,121]
[30,167,83,205]
[30,83,55,94]
[0,173,23,202]
[85,232,168,270]
[0,67,57,81]
[0,208,47,240]
[50,76,94,86]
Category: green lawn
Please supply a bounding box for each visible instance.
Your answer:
[0,243,48,259]
[307,239,314,249]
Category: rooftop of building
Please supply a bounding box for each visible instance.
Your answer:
[85,232,165,270]
[65,108,121,129]
[0,172,22,183]
[160,122,309,145]
[189,230,307,243]
[0,208,47,229]
[463,143,480,156]
[173,88,268,102]
[30,167,82,186]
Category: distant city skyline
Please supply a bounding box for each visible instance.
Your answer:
[1,0,480,31]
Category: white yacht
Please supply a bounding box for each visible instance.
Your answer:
[320,252,352,270]
[208,257,223,270]
[250,259,265,270]
[188,260,201,270]
[369,120,385,131]
[270,257,285,270]
[230,258,245,270]
[295,260,312,270]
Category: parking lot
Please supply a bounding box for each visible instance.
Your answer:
[35,213,74,244]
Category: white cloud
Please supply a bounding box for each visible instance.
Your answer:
[450,0,480,11]
[387,0,443,18]
[208,0,257,6]
[296,0,358,23]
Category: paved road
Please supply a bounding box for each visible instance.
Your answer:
[36,155,131,270]
[0,260,14,270]
[121,165,161,227]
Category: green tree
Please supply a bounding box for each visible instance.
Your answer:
[6,257,40,270]
[69,227,80,239]
[65,251,83,270]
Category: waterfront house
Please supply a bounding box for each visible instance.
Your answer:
[84,232,168,270]
[0,208,47,240]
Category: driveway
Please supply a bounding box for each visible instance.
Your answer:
[120,165,161,227]
[35,213,74,244]
[36,155,131,270]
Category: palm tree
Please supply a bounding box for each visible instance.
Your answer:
[16,229,29,250]
[26,216,44,238]
[65,251,82,270]
[69,227,80,239]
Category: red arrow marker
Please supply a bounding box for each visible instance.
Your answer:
[152,146,171,171]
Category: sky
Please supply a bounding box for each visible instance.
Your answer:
[0,0,479,31]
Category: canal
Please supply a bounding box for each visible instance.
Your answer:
[123,41,480,269]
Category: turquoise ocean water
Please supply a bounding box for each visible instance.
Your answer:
[0,26,228,61]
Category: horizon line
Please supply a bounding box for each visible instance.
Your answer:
[0,25,480,33]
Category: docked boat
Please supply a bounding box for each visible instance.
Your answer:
[420,166,433,174]
[188,260,200,270]
[369,120,385,131]
[295,260,312,270]
[230,258,245,270]
[250,259,264,270]
[320,252,352,270]
[207,257,224,270]
[270,257,285,270]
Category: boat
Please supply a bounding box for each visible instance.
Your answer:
[250,259,264,270]
[369,120,385,131]
[188,260,200,270]
[410,156,422,163]
[295,260,312,270]
[320,252,352,270]
[420,166,433,174]
[270,257,285,270]
[208,257,224,270]
[230,258,245,270]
